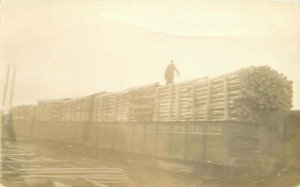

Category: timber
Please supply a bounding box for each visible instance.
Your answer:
[12,66,292,123]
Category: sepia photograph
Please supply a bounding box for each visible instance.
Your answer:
[0,1,300,186]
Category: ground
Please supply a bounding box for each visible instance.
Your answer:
[1,137,300,187]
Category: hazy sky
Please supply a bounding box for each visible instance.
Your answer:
[0,1,300,109]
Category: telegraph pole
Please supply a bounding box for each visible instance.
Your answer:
[9,65,16,107]
[2,65,10,107]
[0,65,16,185]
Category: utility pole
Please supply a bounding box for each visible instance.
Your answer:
[2,65,10,107]
[1,65,16,112]
[0,2,4,184]
[9,65,16,107]
[0,1,2,183]
[0,66,11,183]
[0,65,17,184]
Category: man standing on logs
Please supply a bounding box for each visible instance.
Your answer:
[164,60,180,85]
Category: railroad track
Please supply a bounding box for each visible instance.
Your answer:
[1,141,131,187]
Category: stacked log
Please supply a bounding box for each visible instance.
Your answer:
[128,83,158,121]
[61,99,73,121]
[100,94,119,122]
[193,66,292,123]
[154,85,172,121]
[176,82,194,121]
[11,105,36,121]
[193,80,210,121]
[11,105,26,120]
[70,96,92,122]
[92,93,107,122]
[227,66,293,123]
[92,84,158,122]
[35,100,53,121]
[154,78,208,121]
[49,102,61,121]
[18,66,292,124]
[178,78,209,121]
[35,99,73,121]
[152,66,292,123]
[93,92,128,122]
[115,92,130,121]
[194,74,240,121]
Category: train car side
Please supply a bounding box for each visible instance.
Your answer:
[12,120,266,176]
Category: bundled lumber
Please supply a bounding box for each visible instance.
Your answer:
[35,100,53,121]
[154,77,208,121]
[227,66,293,123]
[93,92,129,122]
[50,100,72,121]
[128,83,159,121]
[92,84,158,122]
[11,105,36,121]
[152,66,292,123]
[92,93,107,122]
[21,66,292,123]
[193,66,292,122]
[35,97,92,122]
[70,96,92,122]
[61,100,73,121]
[35,99,73,121]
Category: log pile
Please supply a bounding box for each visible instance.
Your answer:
[15,66,292,123]
[50,99,72,121]
[152,66,292,123]
[227,66,293,122]
[35,99,73,121]
[194,73,241,121]
[92,93,107,122]
[193,66,292,122]
[11,105,36,121]
[69,96,92,122]
[34,97,93,122]
[114,93,130,122]
[35,100,53,121]
[128,83,158,121]
[93,92,129,122]
[154,78,208,121]
[60,99,73,121]
[92,83,158,122]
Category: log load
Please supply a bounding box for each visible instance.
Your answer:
[15,66,292,123]
[128,83,159,121]
[35,99,73,121]
[11,105,36,121]
[35,100,54,121]
[92,83,159,122]
[192,66,293,122]
[93,92,129,122]
[69,96,93,122]
[153,66,292,123]
[226,66,293,122]
[154,77,208,121]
